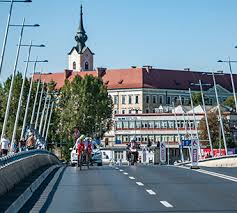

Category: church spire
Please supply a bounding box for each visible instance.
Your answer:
[75,5,88,53]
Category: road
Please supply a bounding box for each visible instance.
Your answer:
[20,165,237,213]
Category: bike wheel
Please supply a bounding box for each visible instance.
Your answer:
[87,153,89,169]
[80,154,83,170]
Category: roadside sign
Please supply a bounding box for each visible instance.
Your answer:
[182,139,191,147]
[160,141,166,163]
[191,139,199,169]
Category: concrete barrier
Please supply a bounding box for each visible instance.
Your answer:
[177,154,237,167]
[0,152,61,197]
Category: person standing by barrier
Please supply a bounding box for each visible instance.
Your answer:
[1,134,10,156]
[26,132,35,150]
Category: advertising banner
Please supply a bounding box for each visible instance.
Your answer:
[191,139,199,168]
[160,141,166,163]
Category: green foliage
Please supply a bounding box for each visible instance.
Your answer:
[192,92,202,106]
[56,75,113,144]
[223,96,235,109]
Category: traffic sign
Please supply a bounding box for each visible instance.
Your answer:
[191,139,199,169]
[182,139,191,147]
[160,141,166,163]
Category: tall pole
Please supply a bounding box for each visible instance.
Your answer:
[11,40,32,144]
[42,95,51,138]
[1,18,25,138]
[172,102,184,162]
[189,88,200,143]
[228,57,237,112]
[21,59,38,139]
[0,0,14,76]
[39,88,49,135]
[45,101,54,144]
[179,96,188,134]
[212,72,228,155]
[199,80,214,157]
[34,81,44,130]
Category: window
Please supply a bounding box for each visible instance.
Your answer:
[122,109,126,114]
[136,121,141,128]
[145,109,149,113]
[128,95,132,104]
[142,121,148,128]
[73,61,76,70]
[168,121,174,129]
[85,61,89,70]
[159,96,163,104]
[114,95,118,104]
[167,96,171,105]
[148,121,154,129]
[116,121,122,129]
[123,121,129,128]
[135,95,139,104]
[122,95,126,104]
[154,121,161,128]
[129,121,135,129]
[146,96,150,103]
[152,96,157,104]
[114,110,118,114]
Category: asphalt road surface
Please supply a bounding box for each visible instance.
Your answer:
[20,165,237,213]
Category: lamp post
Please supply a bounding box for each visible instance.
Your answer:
[45,101,54,146]
[0,0,32,76]
[211,72,228,155]
[42,95,51,138]
[21,58,48,139]
[39,88,49,135]
[33,81,45,130]
[217,58,237,112]
[1,19,39,139]
[190,81,213,157]
[11,43,45,145]
[172,102,184,162]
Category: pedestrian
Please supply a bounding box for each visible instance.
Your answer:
[1,134,10,156]
[26,132,36,150]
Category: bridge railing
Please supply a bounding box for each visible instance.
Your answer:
[0,149,59,168]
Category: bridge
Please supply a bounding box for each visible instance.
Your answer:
[1,153,237,212]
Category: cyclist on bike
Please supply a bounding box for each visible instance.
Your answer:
[77,134,85,160]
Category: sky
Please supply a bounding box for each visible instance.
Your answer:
[0,0,237,82]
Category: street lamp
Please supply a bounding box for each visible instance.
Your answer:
[217,58,237,112]
[203,72,228,155]
[1,19,40,139]
[11,42,45,145]
[0,0,32,76]
[20,58,48,139]
[190,81,214,157]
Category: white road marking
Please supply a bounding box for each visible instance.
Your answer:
[123,172,128,175]
[160,201,173,208]
[146,189,156,195]
[197,169,237,183]
[115,167,119,170]
[136,182,144,186]
[129,176,135,180]
[119,169,123,172]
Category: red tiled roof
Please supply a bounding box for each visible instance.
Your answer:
[33,68,237,92]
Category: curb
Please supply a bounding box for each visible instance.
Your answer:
[5,165,61,213]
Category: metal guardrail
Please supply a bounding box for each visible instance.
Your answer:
[0,150,59,168]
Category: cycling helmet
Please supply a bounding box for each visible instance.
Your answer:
[79,134,85,140]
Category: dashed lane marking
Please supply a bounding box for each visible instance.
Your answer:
[123,172,128,175]
[136,182,144,186]
[146,189,156,195]
[160,201,173,208]
[119,169,124,172]
[129,176,135,180]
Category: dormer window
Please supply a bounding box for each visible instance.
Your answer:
[73,61,76,70]
[85,61,89,70]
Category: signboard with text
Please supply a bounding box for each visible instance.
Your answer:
[191,139,199,167]
[160,141,166,163]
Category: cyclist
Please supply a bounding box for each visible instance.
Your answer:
[77,135,85,166]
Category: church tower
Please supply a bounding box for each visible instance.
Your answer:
[68,5,94,71]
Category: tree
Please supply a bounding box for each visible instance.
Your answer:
[223,96,235,110]
[192,92,202,106]
[55,75,113,152]
[198,111,231,148]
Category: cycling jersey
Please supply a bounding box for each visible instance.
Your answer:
[77,143,85,155]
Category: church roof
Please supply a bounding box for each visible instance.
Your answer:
[33,67,237,92]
